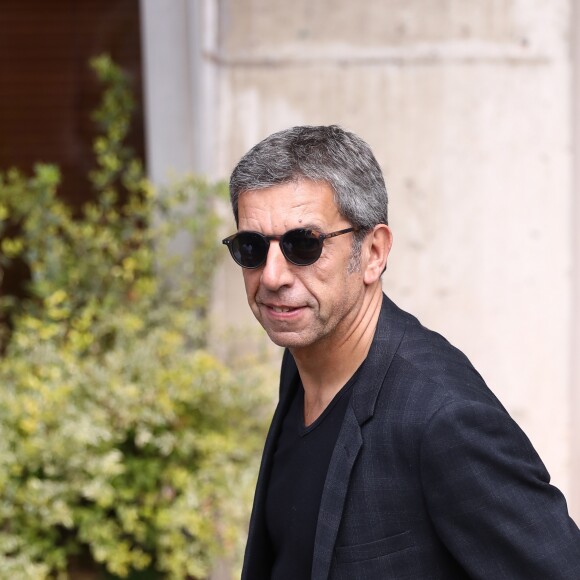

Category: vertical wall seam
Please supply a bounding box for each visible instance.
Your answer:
[184,0,196,172]
[570,0,580,520]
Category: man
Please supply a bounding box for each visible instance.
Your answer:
[222,125,580,579]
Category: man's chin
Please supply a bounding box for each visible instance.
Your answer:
[264,328,313,349]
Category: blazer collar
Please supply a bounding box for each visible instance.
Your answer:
[350,293,408,425]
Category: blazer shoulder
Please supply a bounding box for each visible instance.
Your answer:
[379,295,504,413]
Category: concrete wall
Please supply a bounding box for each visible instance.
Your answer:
[141,0,579,518]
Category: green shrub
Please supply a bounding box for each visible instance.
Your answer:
[0,56,271,579]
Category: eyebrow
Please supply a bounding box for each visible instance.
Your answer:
[242,224,326,235]
[294,222,326,232]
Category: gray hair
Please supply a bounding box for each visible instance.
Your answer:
[229,125,388,270]
[230,124,387,222]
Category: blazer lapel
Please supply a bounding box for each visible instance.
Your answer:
[311,404,362,580]
[311,293,409,579]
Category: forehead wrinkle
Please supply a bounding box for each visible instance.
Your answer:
[241,200,321,232]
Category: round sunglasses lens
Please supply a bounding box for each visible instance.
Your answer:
[232,233,268,268]
[282,230,322,265]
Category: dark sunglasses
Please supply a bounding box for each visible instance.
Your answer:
[222,227,355,268]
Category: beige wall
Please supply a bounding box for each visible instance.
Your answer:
[142,0,579,518]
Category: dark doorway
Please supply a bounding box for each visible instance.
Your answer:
[0,0,146,206]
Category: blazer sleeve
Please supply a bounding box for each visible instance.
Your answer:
[420,400,580,579]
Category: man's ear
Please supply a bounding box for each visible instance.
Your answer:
[363,224,393,285]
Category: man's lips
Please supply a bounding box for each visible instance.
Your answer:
[261,302,305,315]
[265,303,300,311]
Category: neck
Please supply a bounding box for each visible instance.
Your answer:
[290,286,383,424]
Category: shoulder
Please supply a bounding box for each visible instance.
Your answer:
[371,294,508,428]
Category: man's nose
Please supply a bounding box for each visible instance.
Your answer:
[260,241,294,290]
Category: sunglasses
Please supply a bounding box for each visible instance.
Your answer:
[222,227,355,268]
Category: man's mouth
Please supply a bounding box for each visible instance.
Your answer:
[258,298,306,317]
[271,305,296,313]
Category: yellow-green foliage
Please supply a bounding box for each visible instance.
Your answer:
[0,56,270,579]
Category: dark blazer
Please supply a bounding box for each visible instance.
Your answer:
[242,294,580,579]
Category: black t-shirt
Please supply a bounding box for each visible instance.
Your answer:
[265,373,357,579]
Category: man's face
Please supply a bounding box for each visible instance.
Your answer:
[237,179,368,351]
